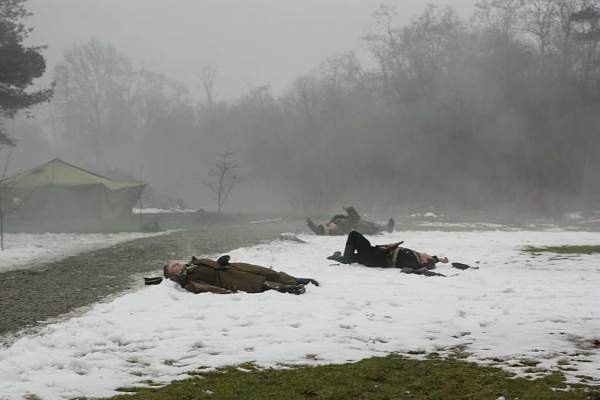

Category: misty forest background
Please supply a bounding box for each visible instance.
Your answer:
[4,0,600,218]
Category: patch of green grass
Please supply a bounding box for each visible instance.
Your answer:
[102,355,600,400]
[520,358,541,367]
[524,245,600,254]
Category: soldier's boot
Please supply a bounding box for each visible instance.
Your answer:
[306,218,325,235]
[327,247,354,264]
[387,218,395,233]
[279,284,306,295]
[327,251,344,262]
[264,281,306,295]
[294,277,320,286]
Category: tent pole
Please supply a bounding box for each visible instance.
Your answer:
[138,190,143,231]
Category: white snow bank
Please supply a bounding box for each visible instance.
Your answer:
[417,221,516,229]
[0,231,174,273]
[132,208,196,214]
[249,218,283,224]
[0,231,599,399]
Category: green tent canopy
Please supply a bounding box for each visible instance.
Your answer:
[1,159,146,220]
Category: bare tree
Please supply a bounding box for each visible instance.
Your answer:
[53,38,136,168]
[202,150,244,213]
[473,0,525,35]
[523,0,558,57]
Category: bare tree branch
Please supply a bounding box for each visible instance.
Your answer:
[203,150,245,212]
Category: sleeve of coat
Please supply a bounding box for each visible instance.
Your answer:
[344,206,361,222]
[184,281,233,294]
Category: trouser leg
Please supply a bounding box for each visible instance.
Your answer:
[345,231,388,268]
[343,230,378,263]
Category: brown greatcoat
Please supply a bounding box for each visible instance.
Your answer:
[181,257,298,294]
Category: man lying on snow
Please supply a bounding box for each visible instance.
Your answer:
[327,231,453,277]
[306,206,395,236]
[162,255,319,294]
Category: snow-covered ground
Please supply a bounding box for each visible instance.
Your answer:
[0,231,599,399]
[0,231,174,273]
[132,208,197,214]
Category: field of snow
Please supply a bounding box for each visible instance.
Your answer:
[0,231,599,399]
[0,231,173,273]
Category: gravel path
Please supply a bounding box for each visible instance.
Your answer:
[0,219,303,337]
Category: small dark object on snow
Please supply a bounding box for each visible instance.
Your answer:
[452,262,472,270]
[144,277,163,285]
[401,267,446,277]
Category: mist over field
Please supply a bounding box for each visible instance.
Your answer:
[4,0,600,218]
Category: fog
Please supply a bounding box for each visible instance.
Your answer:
[4,0,600,220]
[26,0,476,99]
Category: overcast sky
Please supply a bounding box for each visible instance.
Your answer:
[27,0,476,99]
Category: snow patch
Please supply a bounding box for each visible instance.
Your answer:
[0,231,175,273]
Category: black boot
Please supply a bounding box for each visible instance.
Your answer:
[277,284,306,295]
[327,250,353,264]
[295,277,320,286]
[264,281,306,294]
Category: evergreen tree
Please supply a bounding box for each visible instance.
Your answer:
[0,0,52,146]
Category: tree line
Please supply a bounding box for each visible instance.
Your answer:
[4,0,600,216]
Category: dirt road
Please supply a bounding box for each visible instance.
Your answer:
[0,219,303,337]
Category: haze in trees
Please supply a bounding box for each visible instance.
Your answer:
[8,0,600,218]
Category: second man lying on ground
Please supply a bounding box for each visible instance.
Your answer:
[306,206,394,236]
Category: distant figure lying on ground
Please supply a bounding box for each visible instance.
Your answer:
[327,231,449,277]
[306,206,394,236]
[163,255,319,294]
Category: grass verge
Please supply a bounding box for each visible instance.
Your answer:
[524,245,600,254]
[103,355,600,400]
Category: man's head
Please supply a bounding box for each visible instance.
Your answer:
[163,261,184,281]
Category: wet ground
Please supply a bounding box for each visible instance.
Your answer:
[0,219,304,337]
